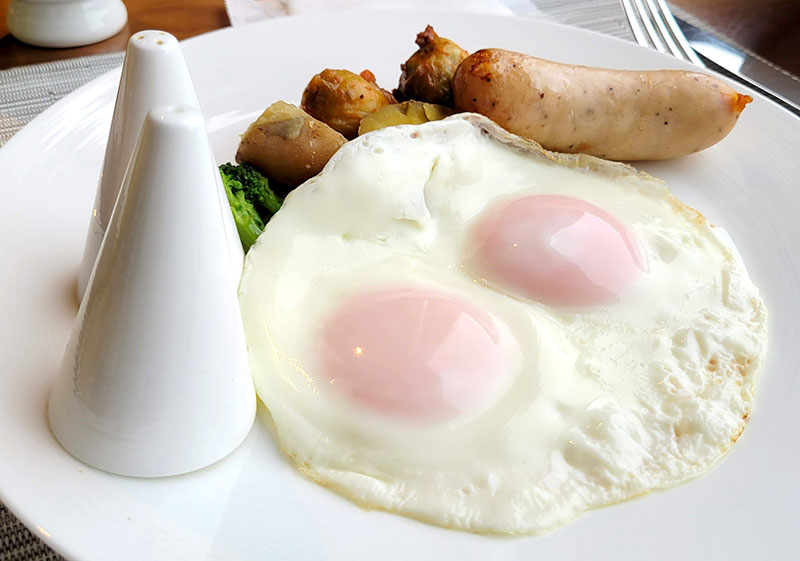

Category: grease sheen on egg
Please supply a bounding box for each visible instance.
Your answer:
[239,115,767,535]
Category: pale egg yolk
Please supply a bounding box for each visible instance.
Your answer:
[469,195,645,306]
[319,288,512,421]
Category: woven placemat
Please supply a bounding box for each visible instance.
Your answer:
[533,0,634,40]
[0,5,635,560]
[0,505,62,561]
[0,52,123,147]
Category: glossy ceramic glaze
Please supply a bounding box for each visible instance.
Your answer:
[48,105,255,477]
[0,11,798,561]
[7,0,128,48]
[76,30,244,301]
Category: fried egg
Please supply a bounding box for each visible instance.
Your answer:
[239,114,767,535]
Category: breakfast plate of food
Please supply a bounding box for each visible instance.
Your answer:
[1,9,798,561]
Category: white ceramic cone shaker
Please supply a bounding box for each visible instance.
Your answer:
[49,105,256,477]
[77,30,243,301]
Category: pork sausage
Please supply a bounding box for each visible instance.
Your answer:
[452,49,751,160]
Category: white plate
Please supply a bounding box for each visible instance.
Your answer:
[1,10,799,561]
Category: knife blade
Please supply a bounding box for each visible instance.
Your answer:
[675,17,800,117]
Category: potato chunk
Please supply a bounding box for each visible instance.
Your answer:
[236,101,346,189]
[358,101,456,135]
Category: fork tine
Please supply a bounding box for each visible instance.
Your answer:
[653,0,706,66]
[632,0,669,53]
[622,0,705,66]
[644,0,685,58]
[620,0,653,49]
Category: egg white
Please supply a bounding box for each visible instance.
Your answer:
[239,115,767,534]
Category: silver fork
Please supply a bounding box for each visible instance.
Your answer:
[621,0,704,66]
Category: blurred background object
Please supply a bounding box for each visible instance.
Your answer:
[7,0,128,48]
[0,0,227,69]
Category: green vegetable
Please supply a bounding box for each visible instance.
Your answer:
[219,163,282,251]
[223,183,265,251]
[220,162,281,214]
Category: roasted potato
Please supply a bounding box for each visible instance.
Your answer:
[358,100,456,135]
[236,101,346,189]
[301,69,396,139]
[394,26,468,106]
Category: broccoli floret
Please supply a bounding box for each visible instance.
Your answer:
[219,163,282,251]
[222,178,265,251]
[219,162,281,214]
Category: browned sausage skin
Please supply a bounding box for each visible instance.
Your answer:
[452,49,752,160]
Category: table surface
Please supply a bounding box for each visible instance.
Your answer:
[1,0,800,77]
[2,0,800,77]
